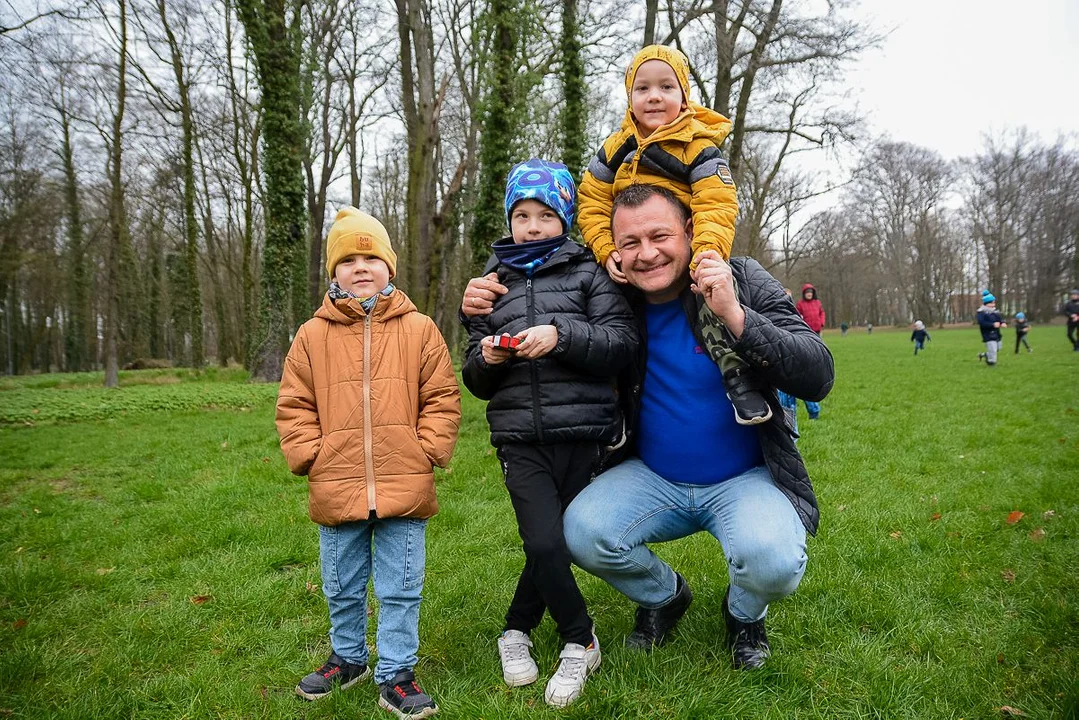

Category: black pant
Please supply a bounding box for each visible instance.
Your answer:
[1015,335,1031,353]
[497,441,598,647]
[1069,322,1078,349]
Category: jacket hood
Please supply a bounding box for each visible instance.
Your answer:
[623,101,732,146]
[314,287,416,325]
[802,283,816,292]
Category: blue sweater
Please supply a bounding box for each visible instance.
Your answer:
[636,300,763,485]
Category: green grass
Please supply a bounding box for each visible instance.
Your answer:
[0,327,1076,719]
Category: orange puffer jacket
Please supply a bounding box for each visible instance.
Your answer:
[276,289,461,526]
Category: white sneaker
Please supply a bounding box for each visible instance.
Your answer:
[544,634,601,708]
[498,630,539,687]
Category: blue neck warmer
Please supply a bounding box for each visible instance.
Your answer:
[492,234,567,277]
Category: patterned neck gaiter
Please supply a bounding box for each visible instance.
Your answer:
[328,281,395,313]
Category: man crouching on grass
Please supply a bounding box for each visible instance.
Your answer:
[461,184,833,670]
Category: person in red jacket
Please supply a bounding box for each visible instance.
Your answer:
[791,284,824,419]
[796,284,825,335]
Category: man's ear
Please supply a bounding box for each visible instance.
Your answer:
[683,217,694,242]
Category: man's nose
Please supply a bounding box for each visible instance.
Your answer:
[638,240,659,261]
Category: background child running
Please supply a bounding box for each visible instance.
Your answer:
[976,290,1006,366]
[911,320,930,355]
[1014,312,1032,353]
[276,208,461,720]
[577,44,771,427]
[461,159,638,709]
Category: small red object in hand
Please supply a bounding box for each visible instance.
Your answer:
[494,334,520,349]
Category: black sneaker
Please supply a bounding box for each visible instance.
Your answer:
[625,573,693,650]
[295,651,370,701]
[723,367,773,426]
[722,588,771,669]
[378,670,439,719]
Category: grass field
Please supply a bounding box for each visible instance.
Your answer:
[1,326,1077,719]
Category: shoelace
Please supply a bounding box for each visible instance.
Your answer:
[501,641,531,662]
[633,606,659,633]
[392,679,426,699]
[735,620,768,648]
[554,653,587,680]
[318,660,342,678]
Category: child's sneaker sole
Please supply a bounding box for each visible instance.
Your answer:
[378,695,439,719]
[295,668,369,701]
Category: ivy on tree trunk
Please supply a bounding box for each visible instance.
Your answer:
[235,0,307,382]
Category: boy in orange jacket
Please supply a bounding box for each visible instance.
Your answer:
[276,207,461,719]
[578,44,770,426]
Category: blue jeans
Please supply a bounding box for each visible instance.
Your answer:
[319,517,427,684]
[778,389,819,423]
[564,460,807,622]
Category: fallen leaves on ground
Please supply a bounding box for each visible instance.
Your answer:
[1029,527,1046,542]
[12,619,27,630]
[96,567,115,575]
[1000,569,1016,583]
[1006,511,1024,525]
[1043,510,1056,520]
[190,595,213,605]
[930,512,942,522]
[999,707,1026,717]
[889,530,902,539]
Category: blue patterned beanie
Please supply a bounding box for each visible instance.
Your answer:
[504,158,576,232]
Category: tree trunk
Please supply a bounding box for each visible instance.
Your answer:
[157,0,204,367]
[104,0,130,389]
[559,0,587,179]
[58,97,90,372]
[236,0,308,382]
[396,0,439,311]
[469,0,517,275]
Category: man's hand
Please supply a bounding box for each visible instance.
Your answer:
[604,252,628,285]
[514,325,558,359]
[690,251,745,338]
[461,272,508,317]
[480,335,514,365]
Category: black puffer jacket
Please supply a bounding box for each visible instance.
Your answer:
[462,240,638,447]
[607,257,834,535]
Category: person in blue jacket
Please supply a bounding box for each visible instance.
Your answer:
[976,291,1006,366]
[1013,312,1032,354]
[911,320,930,355]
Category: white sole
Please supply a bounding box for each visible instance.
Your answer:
[544,652,602,708]
[378,694,439,719]
[504,669,539,687]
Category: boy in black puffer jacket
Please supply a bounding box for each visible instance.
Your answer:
[462,158,638,709]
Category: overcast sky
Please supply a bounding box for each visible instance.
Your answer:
[848,0,1079,159]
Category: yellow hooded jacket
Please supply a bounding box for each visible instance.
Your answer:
[578,102,739,266]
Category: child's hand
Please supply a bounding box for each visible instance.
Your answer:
[480,335,514,365]
[691,251,745,338]
[514,325,558,359]
[604,253,628,284]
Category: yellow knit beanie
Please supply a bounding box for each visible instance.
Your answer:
[624,45,692,103]
[325,207,398,280]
